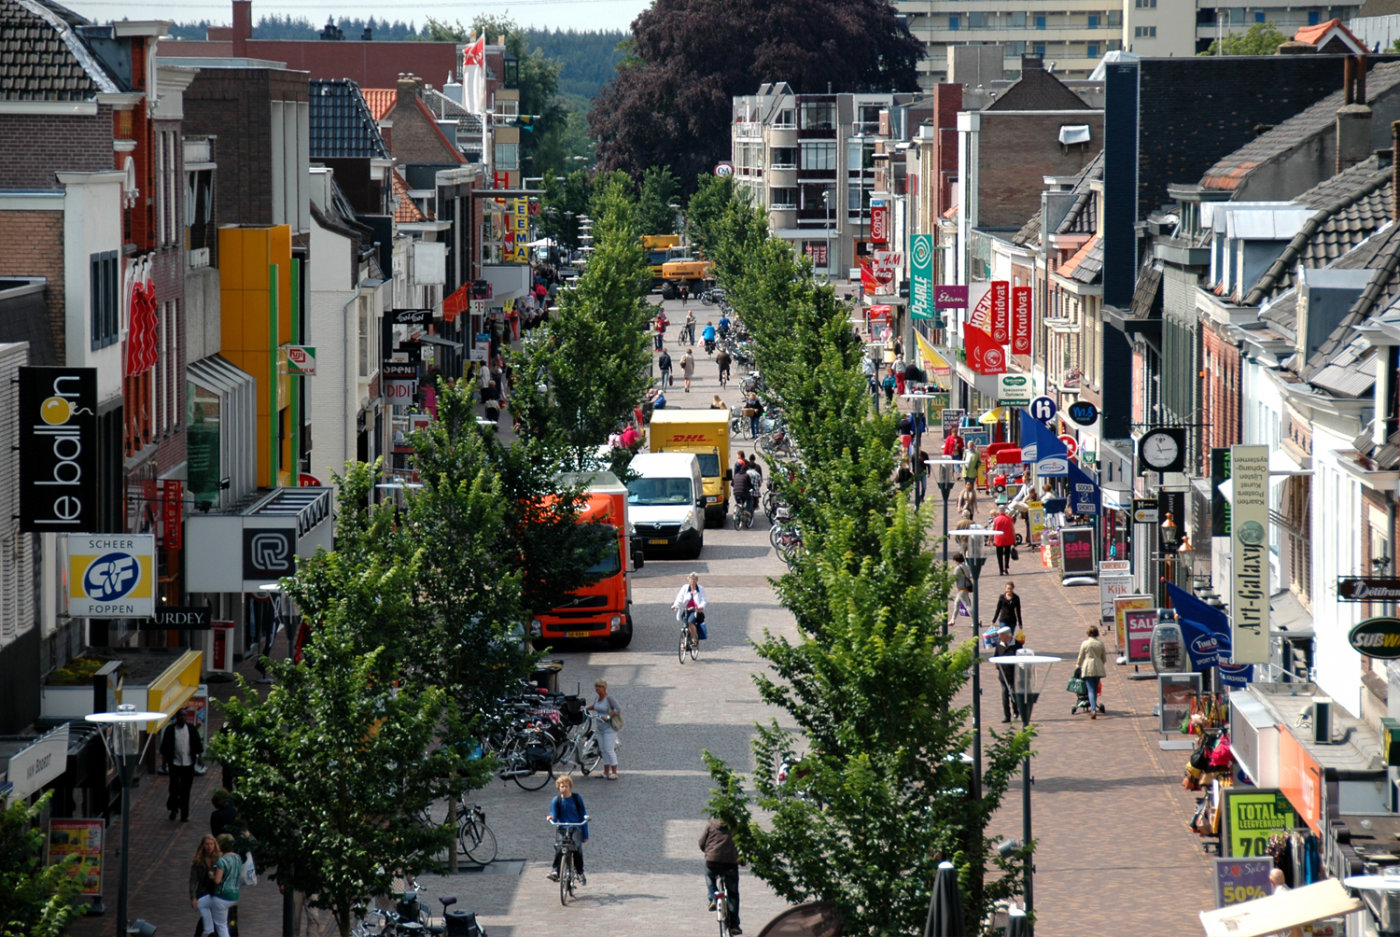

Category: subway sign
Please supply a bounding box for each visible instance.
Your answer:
[19,367,97,532]
[1349,617,1400,659]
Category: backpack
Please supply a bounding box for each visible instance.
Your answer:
[746,468,761,489]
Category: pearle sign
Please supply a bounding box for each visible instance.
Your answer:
[19,367,97,532]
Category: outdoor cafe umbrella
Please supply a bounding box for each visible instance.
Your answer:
[924,861,967,937]
[757,902,844,937]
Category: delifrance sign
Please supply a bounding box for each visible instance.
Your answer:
[19,367,98,532]
[66,534,155,618]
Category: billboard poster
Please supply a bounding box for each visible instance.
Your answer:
[1125,608,1159,663]
[1223,790,1297,859]
[48,818,103,896]
[990,280,1009,345]
[66,534,155,618]
[1229,445,1270,663]
[910,234,935,320]
[1213,857,1274,908]
[1059,526,1095,575]
[1028,502,1045,545]
[19,367,98,532]
[1114,594,1155,650]
[1011,285,1032,355]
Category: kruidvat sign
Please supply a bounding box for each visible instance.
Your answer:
[1229,445,1270,664]
[935,285,968,308]
[19,367,97,532]
[1011,286,1032,355]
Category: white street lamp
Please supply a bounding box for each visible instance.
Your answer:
[955,527,998,804]
[925,457,964,566]
[86,705,167,935]
[985,650,1061,933]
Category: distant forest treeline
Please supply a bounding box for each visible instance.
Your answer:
[167,17,626,98]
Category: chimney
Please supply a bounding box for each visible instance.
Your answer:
[1021,54,1045,73]
[1357,54,1368,105]
[231,0,251,57]
[1336,104,1373,174]
[1344,55,1355,105]
[397,73,422,101]
[362,25,372,41]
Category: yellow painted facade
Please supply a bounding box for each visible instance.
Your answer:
[219,225,294,487]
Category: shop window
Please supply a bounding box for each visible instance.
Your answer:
[801,141,837,171]
[90,250,119,350]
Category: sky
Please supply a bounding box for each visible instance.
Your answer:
[63,0,652,32]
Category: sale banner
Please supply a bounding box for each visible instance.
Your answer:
[990,280,1009,344]
[965,324,1005,375]
[1213,858,1274,908]
[1011,285,1032,355]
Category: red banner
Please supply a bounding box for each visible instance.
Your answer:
[990,280,1009,345]
[870,204,889,244]
[442,283,470,323]
[860,259,878,295]
[965,324,1006,375]
[1011,285,1032,355]
[163,480,182,550]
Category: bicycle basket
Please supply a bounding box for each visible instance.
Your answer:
[524,745,553,772]
[776,506,790,521]
[444,910,483,937]
[560,697,587,726]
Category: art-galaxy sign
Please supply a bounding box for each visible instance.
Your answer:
[1229,445,1270,664]
[19,367,97,532]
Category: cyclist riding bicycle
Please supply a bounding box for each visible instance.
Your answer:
[546,775,588,884]
[718,313,731,337]
[699,817,742,934]
[671,572,707,646]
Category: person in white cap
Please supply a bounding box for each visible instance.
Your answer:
[994,626,1023,723]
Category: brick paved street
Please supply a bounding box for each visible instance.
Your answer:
[71,300,1214,936]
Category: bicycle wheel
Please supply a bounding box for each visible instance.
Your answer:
[513,757,553,791]
[578,734,602,776]
[678,627,688,664]
[559,852,572,906]
[460,816,498,866]
[689,629,700,660]
[717,885,730,937]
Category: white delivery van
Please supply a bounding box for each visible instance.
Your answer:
[626,452,705,559]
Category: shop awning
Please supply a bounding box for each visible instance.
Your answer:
[869,304,892,320]
[1199,879,1359,937]
[980,408,1005,424]
[915,331,952,382]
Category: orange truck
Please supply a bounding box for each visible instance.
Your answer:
[530,471,639,650]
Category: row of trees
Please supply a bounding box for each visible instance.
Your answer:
[692,176,1034,935]
[206,176,653,937]
[539,166,684,252]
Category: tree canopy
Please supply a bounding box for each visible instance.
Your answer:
[1199,21,1288,55]
[589,0,923,192]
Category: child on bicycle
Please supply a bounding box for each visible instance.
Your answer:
[546,775,588,884]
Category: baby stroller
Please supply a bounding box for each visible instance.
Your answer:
[1070,677,1106,716]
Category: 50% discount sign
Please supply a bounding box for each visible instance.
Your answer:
[1214,858,1274,908]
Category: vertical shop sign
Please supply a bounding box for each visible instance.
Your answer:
[870,204,889,243]
[1211,447,1232,537]
[990,280,1009,345]
[163,479,183,550]
[1011,285,1032,355]
[1229,445,1270,663]
[910,234,935,320]
[19,367,98,532]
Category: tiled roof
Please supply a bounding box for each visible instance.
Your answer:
[1261,292,1298,336]
[422,88,483,133]
[414,96,466,164]
[1307,220,1400,373]
[309,79,390,160]
[1127,264,1163,319]
[1202,62,1400,192]
[392,170,428,223]
[0,0,115,101]
[1241,155,1394,305]
[1012,210,1041,248]
[1058,235,1101,283]
[983,62,1091,112]
[1055,152,1103,237]
[1292,18,1364,51]
[362,88,396,121]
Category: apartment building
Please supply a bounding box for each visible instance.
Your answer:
[894,0,1361,87]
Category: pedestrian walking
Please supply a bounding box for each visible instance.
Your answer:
[699,817,743,934]
[711,394,726,410]
[962,442,981,485]
[992,581,1023,632]
[992,507,1016,574]
[893,355,907,396]
[913,448,929,506]
[994,626,1024,723]
[895,457,913,493]
[881,369,896,404]
[198,834,242,937]
[1076,626,1108,720]
[681,348,696,392]
[957,479,979,518]
[951,551,974,618]
[161,709,203,822]
[546,775,589,883]
[942,431,965,458]
[684,310,697,345]
[658,347,673,388]
[482,380,500,425]
[654,313,667,351]
[189,835,219,928]
[868,372,881,414]
[715,347,732,386]
[591,679,623,779]
[897,414,913,456]
[743,392,763,438]
[210,788,238,837]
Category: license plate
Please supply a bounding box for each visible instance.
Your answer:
[566,630,591,638]
[649,538,668,545]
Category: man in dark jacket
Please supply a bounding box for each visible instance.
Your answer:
[731,457,754,522]
[658,347,673,388]
[698,817,742,934]
[994,626,1024,723]
[160,710,204,822]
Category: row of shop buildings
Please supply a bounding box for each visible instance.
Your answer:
[0,0,537,818]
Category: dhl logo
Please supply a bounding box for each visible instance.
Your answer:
[668,434,714,442]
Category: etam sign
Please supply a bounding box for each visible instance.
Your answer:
[19,368,97,532]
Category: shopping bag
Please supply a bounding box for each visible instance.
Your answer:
[696,620,709,641]
[1066,677,1086,696]
[242,852,257,886]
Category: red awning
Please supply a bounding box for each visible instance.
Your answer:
[869,304,892,319]
[996,447,1024,465]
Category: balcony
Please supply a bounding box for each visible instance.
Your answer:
[767,167,797,187]
[736,120,763,139]
[768,126,798,147]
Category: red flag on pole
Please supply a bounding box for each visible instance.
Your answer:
[860,259,878,295]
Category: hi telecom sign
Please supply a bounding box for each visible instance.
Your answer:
[1229,445,1270,663]
[910,234,935,320]
[19,368,97,532]
[66,534,155,618]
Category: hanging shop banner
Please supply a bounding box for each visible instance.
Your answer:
[1060,526,1095,576]
[967,283,992,335]
[48,818,104,896]
[19,367,98,533]
[1068,459,1100,515]
[965,324,1005,376]
[1114,594,1154,649]
[1133,498,1159,524]
[1125,608,1159,663]
[1211,448,1232,537]
[997,373,1032,406]
[1,724,69,801]
[285,345,316,376]
[870,204,889,244]
[1213,857,1275,909]
[990,280,1010,345]
[1337,578,1400,602]
[162,479,183,551]
[66,534,155,618]
[1223,790,1298,859]
[139,606,213,631]
[910,234,935,320]
[935,285,968,308]
[1229,445,1270,664]
[1011,285,1032,355]
[1348,617,1400,659]
[382,361,419,405]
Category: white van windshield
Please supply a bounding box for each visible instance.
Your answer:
[627,477,693,506]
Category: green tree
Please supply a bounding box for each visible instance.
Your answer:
[1199,21,1288,55]
[0,791,81,937]
[635,166,681,235]
[210,622,467,937]
[686,174,741,255]
[540,169,593,252]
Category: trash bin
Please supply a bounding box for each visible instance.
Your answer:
[532,659,564,693]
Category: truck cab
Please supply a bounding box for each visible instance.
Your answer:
[530,472,635,649]
[648,410,731,527]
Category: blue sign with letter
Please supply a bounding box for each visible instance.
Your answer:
[1066,399,1099,427]
[1028,396,1057,424]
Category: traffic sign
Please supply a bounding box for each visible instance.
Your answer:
[1066,399,1099,427]
[1028,396,1057,423]
[1058,434,1078,458]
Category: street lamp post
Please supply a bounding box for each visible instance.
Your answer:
[955,527,998,802]
[987,650,1061,935]
[86,704,166,935]
[927,458,963,566]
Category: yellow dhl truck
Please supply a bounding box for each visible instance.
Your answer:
[659,254,716,299]
[648,409,732,526]
[641,234,683,290]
